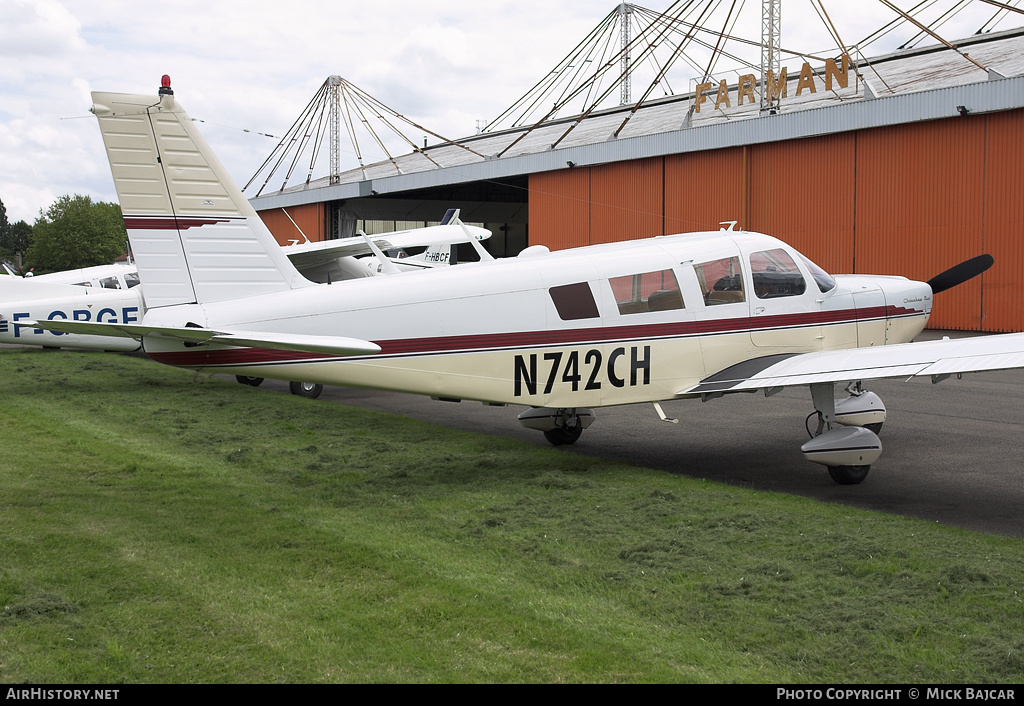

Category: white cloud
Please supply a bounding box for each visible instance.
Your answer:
[0,1,1020,223]
[0,0,86,58]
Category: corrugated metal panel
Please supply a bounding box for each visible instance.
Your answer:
[522,117,1024,332]
[748,134,857,274]
[257,203,324,246]
[664,148,745,234]
[529,169,590,250]
[589,158,663,244]
[981,109,1024,332]
[856,118,986,330]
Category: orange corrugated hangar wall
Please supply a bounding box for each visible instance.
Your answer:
[529,109,1024,332]
[257,202,325,247]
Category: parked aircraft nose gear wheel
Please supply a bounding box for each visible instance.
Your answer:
[828,465,871,485]
[517,407,596,445]
[289,381,324,399]
[801,382,883,485]
[236,376,264,387]
[544,424,584,446]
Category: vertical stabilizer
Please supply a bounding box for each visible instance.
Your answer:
[91,82,309,307]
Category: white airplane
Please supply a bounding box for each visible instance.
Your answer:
[27,262,141,289]
[0,271,144,352]
[30,79,1024,484]
[282,211,491,282]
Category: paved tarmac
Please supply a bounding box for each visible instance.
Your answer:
[249,330,1024,539]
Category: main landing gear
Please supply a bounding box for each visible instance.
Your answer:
[235,376,324,400]
[517,407,596,446]
[801,381,886,485]
[289,381,324,399]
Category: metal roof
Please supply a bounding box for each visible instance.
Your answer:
[250,26,1024,212]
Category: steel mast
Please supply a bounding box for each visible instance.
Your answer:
[619,3,632,104]
[760,0,781,112]
[328,76,342,185]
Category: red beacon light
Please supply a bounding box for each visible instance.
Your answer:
[158,75,173,97]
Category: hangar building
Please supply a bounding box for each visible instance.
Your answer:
[249,25,1024,333]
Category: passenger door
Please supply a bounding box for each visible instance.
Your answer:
[746,247,823,353]
[693,254,756,376]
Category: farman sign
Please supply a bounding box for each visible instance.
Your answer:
[693,55,853,112]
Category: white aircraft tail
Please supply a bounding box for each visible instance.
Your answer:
[404,242,455,267]
[91,79,309,308]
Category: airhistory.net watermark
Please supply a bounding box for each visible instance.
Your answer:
[6,690,119,701]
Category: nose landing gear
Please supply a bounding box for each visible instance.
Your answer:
[518,407,596,446]
[801,382,884,484]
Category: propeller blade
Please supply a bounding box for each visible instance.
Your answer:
[927,254,994,295]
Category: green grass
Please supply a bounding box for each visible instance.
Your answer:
[1,348,1022,683]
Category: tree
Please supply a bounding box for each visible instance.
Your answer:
[0,195,9,255]
[6,220,32,254]
[1,220,32,269]
[0,197,30,263]
[25,195,127,273]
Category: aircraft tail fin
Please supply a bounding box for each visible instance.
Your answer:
[91,79,309,308]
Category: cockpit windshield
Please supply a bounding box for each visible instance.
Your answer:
[800,255,837,293]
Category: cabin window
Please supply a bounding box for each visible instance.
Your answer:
[694,256,745,306]
[549,282,600,321]
[99,276,121,290]
[125,272,141,288]
[800,255,837,293]
[749,249,807,299]
[609,269,684,315]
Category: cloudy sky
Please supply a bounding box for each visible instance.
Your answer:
[1,0,1018,223]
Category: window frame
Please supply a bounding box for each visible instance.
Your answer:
[608,268,685,316]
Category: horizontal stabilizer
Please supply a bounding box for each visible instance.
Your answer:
[22,319,200,341]
[681,333,1024,395]
[24,319,381,357]
[208,331,380,357]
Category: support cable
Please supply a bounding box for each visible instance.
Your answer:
[878,0,989,72]
[495,1,693,156]
[902,0,973,49]
[245,76,484,195]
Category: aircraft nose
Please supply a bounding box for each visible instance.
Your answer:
[895,279,932,316]
[879,278,933,345]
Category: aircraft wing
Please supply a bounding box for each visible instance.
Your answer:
[284,224,490,270]
[681,333,1024,396]
[22,319,381,357]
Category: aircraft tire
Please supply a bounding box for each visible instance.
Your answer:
[289,381,324,399]
[828,465,870,485]
[236,376,265,387]
[543,425,583,446]
[864,422,883,434]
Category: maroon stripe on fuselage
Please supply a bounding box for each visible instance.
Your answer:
[124,217,231,231]
[144,305,926,368]
[149,347,319,367]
